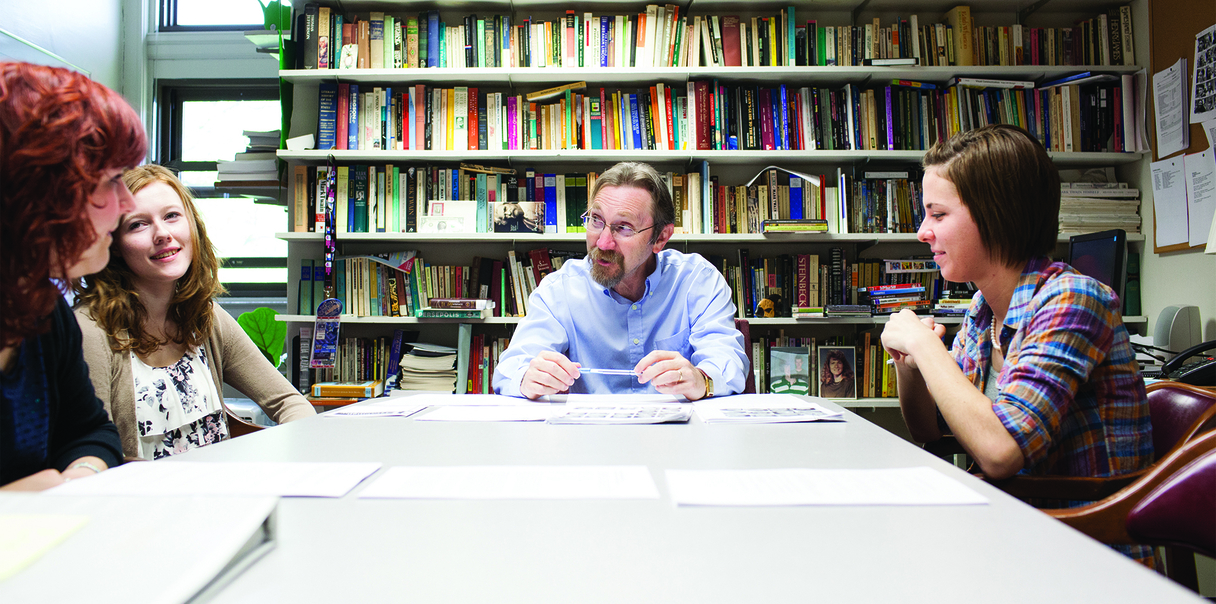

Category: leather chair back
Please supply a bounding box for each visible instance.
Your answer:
[734,318,756,394]
[1146,382,1216,460]
[1126,446,1216,558]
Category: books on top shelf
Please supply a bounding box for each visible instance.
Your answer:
[296,4,1135,71]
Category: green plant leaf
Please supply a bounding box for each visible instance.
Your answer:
[237,307,287,369]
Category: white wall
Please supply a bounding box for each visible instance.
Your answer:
[1128,0,1216,343]
[1,0,124,88]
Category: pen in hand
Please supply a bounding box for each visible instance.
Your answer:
[577,367,638,376]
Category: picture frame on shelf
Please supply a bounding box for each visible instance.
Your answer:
[769,346,811,395]
[492,201,544,234]
[818,346,857,400]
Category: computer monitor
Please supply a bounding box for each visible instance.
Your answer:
[1068,229,1128,302]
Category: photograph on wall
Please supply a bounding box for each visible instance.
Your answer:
[768,347,811,395]
[817,346,857,399]
[1191,24,1216,123]
[491,201,544,233]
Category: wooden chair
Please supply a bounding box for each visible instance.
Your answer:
[225,406,265,438]
[1045,430,1216,592]
[735,318,756,394]
[927,381,1216,502]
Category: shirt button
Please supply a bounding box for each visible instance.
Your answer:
[631,304,637,310]
[633,338,639,344]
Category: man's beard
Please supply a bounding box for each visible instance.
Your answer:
[589,248,625,288]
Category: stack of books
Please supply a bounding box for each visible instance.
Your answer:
[932,298,972,317]
[866,283,929,314]
[309,379,386,406]
[824,304,871,317]
[1059,183,1141,234]
[216,130,281,184]
[417,298,494,319]
[398,342,458,392]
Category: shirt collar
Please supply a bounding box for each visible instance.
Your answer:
[974,256,1055,332]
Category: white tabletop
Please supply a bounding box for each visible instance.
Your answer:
[176,395,1199,604]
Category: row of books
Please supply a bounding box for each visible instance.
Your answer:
[295,160,1139,248]
[322,248,580,320]
[714,251,950,319]
[298,4,1135,71]
[294,328,410,399]
[314,73,1144,158]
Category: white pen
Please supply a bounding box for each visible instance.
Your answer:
[577,367,638,376]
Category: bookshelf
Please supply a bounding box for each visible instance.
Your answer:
[278,1,1152,406]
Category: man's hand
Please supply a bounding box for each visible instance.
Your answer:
[519,350,580,400]
[635,351,707,400]
[881,309,946,370]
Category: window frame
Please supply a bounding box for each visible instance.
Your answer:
[156,79,288,298]
[158,0,264,32]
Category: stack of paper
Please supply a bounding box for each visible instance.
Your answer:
[0,494,278,604]
[694,394,845,424]
[398,342,458,392]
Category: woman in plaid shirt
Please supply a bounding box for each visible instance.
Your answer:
[880,126,1152,523]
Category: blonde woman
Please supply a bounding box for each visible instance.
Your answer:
[75,165,314,460]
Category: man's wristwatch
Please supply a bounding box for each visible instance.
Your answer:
[698,369,714,399]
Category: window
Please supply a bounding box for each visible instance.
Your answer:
[159,80,287,297]
[159,0,268,31]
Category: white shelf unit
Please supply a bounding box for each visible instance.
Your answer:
[280,0,1152,401]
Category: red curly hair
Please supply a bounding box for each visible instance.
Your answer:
[0,62,147,347]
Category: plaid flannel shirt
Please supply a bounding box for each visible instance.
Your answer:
[950,257,1152,478]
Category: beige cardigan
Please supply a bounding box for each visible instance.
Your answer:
[76,304,316,458]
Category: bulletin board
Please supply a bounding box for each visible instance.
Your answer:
[1150,0,1216,252]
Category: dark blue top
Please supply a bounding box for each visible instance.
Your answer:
[1,297,122,485]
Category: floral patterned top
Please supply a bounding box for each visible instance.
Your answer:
[131,346,227,460]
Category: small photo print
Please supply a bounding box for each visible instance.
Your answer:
[768,347,811,395]
[419,216,465,233]
[491,201,544,234]
[817,346,857,399]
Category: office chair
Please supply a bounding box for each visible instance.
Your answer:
[1046,430,1216,592]
[735,318,756,394]
[928,381,1216,502]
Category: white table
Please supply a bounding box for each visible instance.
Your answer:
[177,396,1198,603]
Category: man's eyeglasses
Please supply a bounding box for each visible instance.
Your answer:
[580,212,656,239]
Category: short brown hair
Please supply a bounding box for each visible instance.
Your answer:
[922,124,1060,267]
[76,165,226,356]
[1,62,147,347]
[589,162,674,244]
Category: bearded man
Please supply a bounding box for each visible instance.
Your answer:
[492,162,747,400]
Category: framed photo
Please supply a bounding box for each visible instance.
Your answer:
[491,201,544,233]
[817,346,857,399]
[768,347,810,395]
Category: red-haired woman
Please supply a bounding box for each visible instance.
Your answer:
[1,62,147,490]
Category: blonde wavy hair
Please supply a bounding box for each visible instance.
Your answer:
[75,165,226,355]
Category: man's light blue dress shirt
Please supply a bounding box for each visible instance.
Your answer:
[492,249,747,397]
